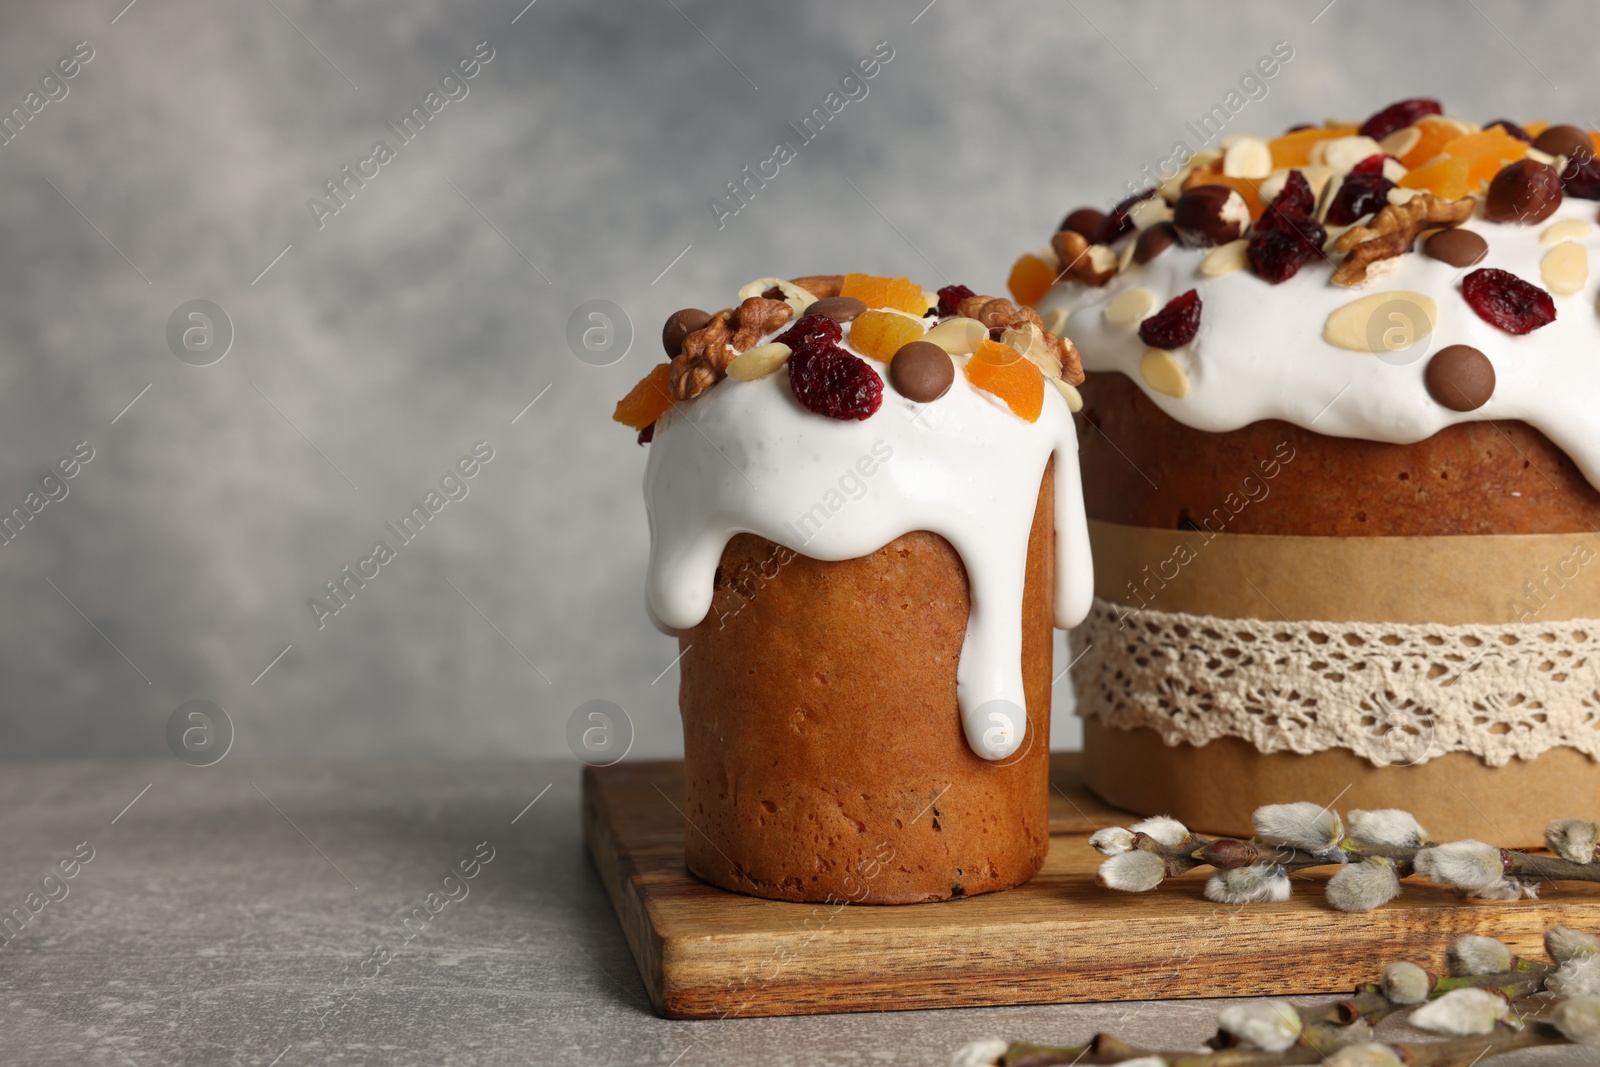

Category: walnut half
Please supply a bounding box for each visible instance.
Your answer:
[1332,193,1478,287]
[669,297,793,400]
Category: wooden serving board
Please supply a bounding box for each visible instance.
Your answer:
[582,754,1600,1019]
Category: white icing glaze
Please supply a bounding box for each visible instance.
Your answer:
[643,317,1094,761]
[1040,197,1600,488]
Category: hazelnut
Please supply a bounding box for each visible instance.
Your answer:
[1173,184,1251,248]
[1484,159,1563,224]
[1534,124,1594,162]
[1133,221,1178,264]
[1060,208,1107,240]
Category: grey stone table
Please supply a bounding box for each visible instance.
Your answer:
[0,761,1586,1067]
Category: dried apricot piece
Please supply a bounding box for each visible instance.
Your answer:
[848,309,925,363]
[964,339,1044,422]
[1398,155,1471,201]
[1007,253,1057,306]
[840,273,928,315]
[1267,125,1357,168]
[1399,116,1463,169]
[613,363,673,430]
[1440,127,1528,189]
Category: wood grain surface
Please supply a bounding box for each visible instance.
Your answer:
[584,754,1600,1019]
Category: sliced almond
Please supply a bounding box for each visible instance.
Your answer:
[1378,125,1423,159]
[1199,239,1250,277]
[1322,291,1436,353]
[1129,197,1174,230]
[1381,157,1408,182]
[1386,186,1421,206]
[921,289,942,311]
[1318,135,1384,175]
[737,277,815,316]
[1051,377,1084,412]
[1542,241,1589,295]
[1139,348,1189,398]
[1003,323,1062,379]
[1040,306,1069,336]
[1258,168,1292,204]
[1542,219,1594,246]
[922,316,988,355]
[1223,136,1272,180]
[725,342,792,381]
[1104,287,1156,327]
[1298,164,1334,200]
[1117,238,1138,271]
[1528,147,1557,166]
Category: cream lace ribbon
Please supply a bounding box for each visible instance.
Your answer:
[1069,596,1600,768]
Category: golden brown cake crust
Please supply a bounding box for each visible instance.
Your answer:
[1079,371,1600,536]
[677,463,1056,904]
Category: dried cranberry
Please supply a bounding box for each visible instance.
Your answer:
[936,284,975,318]
[1461,268,1556,335]
[1350,154,1390,176]
[1486,119,1533,143]
[775,313,842,350]
[637,423,655,445]
[788,345,883,420]
[1326,172,1397,224]
[1262,169,1316,225]
[1096,188,1156,244]
[1138,289,1202,349]
[1560,154,1600,200]
[1248,214,1327,284]
[1359,97,1443,141]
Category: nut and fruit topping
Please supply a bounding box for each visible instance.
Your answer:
[1247,174,1327,284]
[1461,267,1556,334]
[1425,344,1495,412]
[1533,124,1594,161]
[1359,97,1443,141]
[1483,159,1563,223]
[1322,290,1436,353]
[1540,240,1588,295]
[613,363,674,431]
[805,296,868,323]
[1138,348,1189,398]
[1103,287,1156,327]
[1047,230,1117,287]
[1325,164,1397,225]
[788,336,883,421]
[670,296,793,400]
[725,342,792,382]
[1133,222,1178,264]
[1331,191,1476,286]
[889,340,955,402]
[839,273,926,316]
[964,339,1044,422]
[1486,119,1534,143]
[1060,208,1108,240]
[956,293,1083,384]
[662,308,712,358]
[1173,185,1251,247]
[922,316,988,355]
[1137,289,1202,349]
[935,284,976,318]
[849,309,926,363]
[1008,252,1059,306]
[1421,228,1487,267]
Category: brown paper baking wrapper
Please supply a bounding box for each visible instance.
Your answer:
[1082,520,1600,844]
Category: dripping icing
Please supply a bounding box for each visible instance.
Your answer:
[643,319,1094,761]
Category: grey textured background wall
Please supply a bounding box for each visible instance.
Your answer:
[1,0,1595,762]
